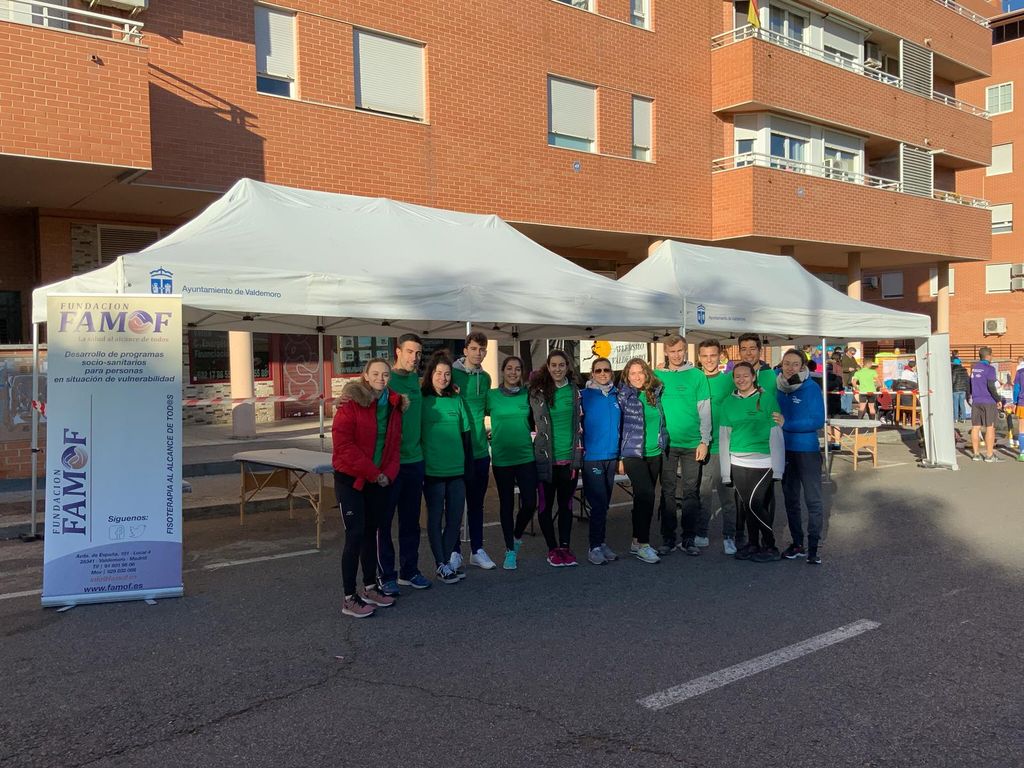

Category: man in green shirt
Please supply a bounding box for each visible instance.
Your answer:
[655,334,712,556]
[696,339,740,555]
[380,334,431,593]
[451,331,496,571]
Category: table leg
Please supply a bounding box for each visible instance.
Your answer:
[239,463,246,527]
[316,474,324,549]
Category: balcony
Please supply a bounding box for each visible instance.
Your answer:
[711,157,991,262]
[0,1,150,197]
[711,29,992,167]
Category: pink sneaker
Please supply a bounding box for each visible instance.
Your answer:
[560,548,579,567]
[359,586,395,608]
[342,595,375,618]
[546,548,565,567]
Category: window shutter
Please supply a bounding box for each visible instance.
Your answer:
[986,263,1011,293]
[991,203,1013,231]
[354,30,425,119]
[823,19,861,60]
[989,143,1013,176]
[255,6,296,80]
[98,226,161,265]
[899,40,933,98]
[900,144,933,197]
[549,77,596,141]
[881,272,903,299]
[632,97,652,151]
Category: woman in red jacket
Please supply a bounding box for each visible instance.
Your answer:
[332,357,408,618]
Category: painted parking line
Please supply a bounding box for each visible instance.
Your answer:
[201,548,320,571]
[638,619,881,711]
[0,588,42,602]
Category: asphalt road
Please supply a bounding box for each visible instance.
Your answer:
[1,445,1021,768]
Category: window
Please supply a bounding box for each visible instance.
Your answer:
[736,138,755,165]
[188,331,271,384]
[823,18,862,67]
[880,271,903,299]
[928,267,955,297]
[548,77,596,152]
[555,0,592,9]
[769,132,807,171]
[632,97,652,161]
[255,5,296,98]
[994,20,1023,45]
[0,0,68,30]
[768,5,806,48]
[992,203,1013,234]
[986,263,1012,294]
[824,146,856,181]
[97,225,161,265]
[986,82,1013,115]
[630,0,649,28]
[988,143,1013,176]
[354,30,425,120]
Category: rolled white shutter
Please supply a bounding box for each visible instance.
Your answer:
[632,97,652,150]
[549,77,595,141]
[823,19,861,60]
[991,203,1012,226]
[989,143,1013,175]
[255,6,295,80]
[354,30,425,119]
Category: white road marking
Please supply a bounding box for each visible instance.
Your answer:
[638,619,881,711]
[0,588,42,602]
[202,549,320,570]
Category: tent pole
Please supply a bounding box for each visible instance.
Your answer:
[821,337,829,480]
[29,322,41,539]
[681,298,688,337]
[317,320,325,453]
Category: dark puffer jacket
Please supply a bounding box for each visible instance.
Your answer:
[529,384,583,482]
[617,382,669,459]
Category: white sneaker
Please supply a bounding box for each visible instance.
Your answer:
[634,544,660,564]
[694,536,710,548]
[470,549,496,570]
[723,537,737,556]
[449,551,463,570]
[629,540,640,554]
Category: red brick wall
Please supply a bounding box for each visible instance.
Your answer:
[0,440,44,482]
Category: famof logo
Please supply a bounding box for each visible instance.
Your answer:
[696,304,707,326]
[127,310,154,334]
[61,445,89,470]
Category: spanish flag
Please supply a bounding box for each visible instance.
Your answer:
[748,0,761,28]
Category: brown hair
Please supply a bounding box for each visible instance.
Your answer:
[529,349,578,404]
[465,331,488,348]
[624,357,659,406]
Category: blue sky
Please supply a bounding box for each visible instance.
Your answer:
[1005,0,1024,11]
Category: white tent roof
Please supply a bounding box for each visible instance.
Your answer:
[32,179,682,340]
[619,240,932,342]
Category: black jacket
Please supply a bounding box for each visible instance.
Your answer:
[951,364,970,393]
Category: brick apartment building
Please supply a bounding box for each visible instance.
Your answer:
[0,0,1002,474]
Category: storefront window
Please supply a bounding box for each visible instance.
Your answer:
[188,331,270,384]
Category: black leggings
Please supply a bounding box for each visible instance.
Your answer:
[537,464,576,549]
[731,465,775,549]
[493,462,538,551]
[334,471,387,595]
[622,455,661,544]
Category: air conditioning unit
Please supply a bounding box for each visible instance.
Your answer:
[984,317,1007,336]
[89,0,148,13]
[864,42,883,68]
[1011,263,1024,278]
[864,276,879,290]
[1011,277,1024,292]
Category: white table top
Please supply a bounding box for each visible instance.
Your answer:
[829,418,882,429]
[233,448,334,474]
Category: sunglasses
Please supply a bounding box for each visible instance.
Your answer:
[592,367,612,373]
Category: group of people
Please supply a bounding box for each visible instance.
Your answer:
[951,348,1024,463]
[330,332,827,619]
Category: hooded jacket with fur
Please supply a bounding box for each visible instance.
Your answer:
[331,378,409,489]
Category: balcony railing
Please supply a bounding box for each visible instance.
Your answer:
[712,152,990,208]
[711,25,988,118]
[931,0,990,28]
[0,0,143,44]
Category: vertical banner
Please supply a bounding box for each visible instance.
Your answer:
[43,294,183,607]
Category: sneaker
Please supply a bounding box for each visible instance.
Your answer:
[454,567,467,581]
[503,550,517,570]
[807,550,822,565]
[342,595,375,618]
[546,548,566,567]
[629,541,641,554]
[561,548,579,567]
[694,536,710,548]
[588,547,606,565]
[634,544,660,564]
[378,579,401,597]
[682,539,701,556]
[449,551,464,571]
[723,537,737,556]
[436,564,460,584]
[752,546,782,563]
[781,543,807,560]
[984,454,1003,463]
[600,543,618,562]
[398,573,432,590]
[734,543,758,561]
[971,454,984,462]
[655,543,675,556]
[359,585,395,608]
[1018,454,1024,462]
[471,549,497,570]
[513,538,522,555]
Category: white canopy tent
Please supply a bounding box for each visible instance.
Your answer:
[620,240,956,471]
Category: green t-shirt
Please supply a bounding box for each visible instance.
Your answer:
[852,367,878,393]
[550,384,574,461]
[654,367,710,450]
[373,392,388,465]
[452,367,492,460]
[642,398,662,458]
[421,394,470,477]
[706,372,735,456]
[756,366,777,399]
[388,368,423,463]
[486,388,533,467]
[719,391,780,454]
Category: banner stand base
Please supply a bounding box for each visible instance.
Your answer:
[42,586,184,609]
